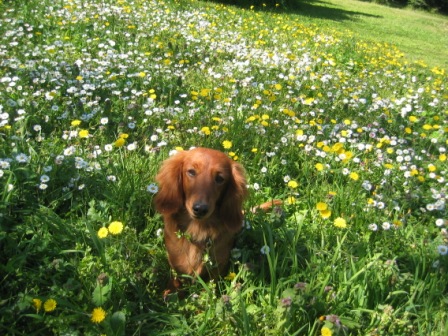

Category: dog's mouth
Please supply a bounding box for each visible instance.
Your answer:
[191,211,210,220]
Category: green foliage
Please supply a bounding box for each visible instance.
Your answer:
[361,0,448,13]
[0,0,447,334]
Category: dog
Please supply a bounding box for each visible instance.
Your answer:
[155,147,248,285]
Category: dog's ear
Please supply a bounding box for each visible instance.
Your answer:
[220,161,248,233]
[155,151,186,215]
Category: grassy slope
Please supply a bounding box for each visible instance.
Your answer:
[282,0,448,68]
[0,0,447,335]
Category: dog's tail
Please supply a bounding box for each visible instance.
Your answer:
[249,199,283,213]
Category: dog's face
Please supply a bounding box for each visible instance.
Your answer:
[155,147,247,232]
[182,149,232,220]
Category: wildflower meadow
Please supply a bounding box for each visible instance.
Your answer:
[1,0,447,334]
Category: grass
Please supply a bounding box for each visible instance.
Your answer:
[283,0,448,69]
[0,0,447,335]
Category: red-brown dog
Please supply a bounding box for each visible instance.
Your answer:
[155,147,247,285]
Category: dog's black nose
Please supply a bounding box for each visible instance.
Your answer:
[192,203,209,217]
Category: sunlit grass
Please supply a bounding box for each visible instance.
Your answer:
[0,0,447,334]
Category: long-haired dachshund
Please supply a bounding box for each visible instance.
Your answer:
[155,147,248,284]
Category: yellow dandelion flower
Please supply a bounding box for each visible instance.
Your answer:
[439,154,447,162]
[224,272,236,281]
[200,88,211,97]
[97,227,108,239]
[114,138,126,147]
[148,89,157,99]
[349,172,359,181]
[393,220,403,227]
[78,129,89,138]
[316,202,328,211]
[428,164,437,172]
[287,196,296,205]
[287,180,299,189]
[118,133,129,139]
[201,126,211,135]
[342,151,353,162]
[222,140,232,149]
[334,217,347,229]
[32,298,42,313]
[108,221,124,235]
[331,142,343,153]
[320,209,332,219]
[91,307,107,324]
[315,163,324,171]
[303,97,314,105]
[71,119,81,127]
[43,298,57,312]
[321,326,332,336]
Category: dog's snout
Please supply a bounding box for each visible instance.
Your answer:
[192,202,209,218]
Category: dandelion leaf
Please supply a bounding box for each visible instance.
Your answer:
[92,283,111,306]
[110,311,126,336]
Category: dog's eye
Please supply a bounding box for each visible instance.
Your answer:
[215,175,225,184]
[187,169,196,177]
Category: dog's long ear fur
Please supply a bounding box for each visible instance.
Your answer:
[220,161,248,233]
[155,151,185,215]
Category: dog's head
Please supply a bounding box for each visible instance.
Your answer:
[155,147,247,231]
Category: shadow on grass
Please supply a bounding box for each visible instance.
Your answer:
[207,0,383,21]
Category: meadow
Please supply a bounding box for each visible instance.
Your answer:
[0,0,447,335]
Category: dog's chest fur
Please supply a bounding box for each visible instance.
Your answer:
[163,211,235,277]
[185,220,223,244]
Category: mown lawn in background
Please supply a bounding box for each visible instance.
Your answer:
[264,0,448,68]
[0,0,447,335]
